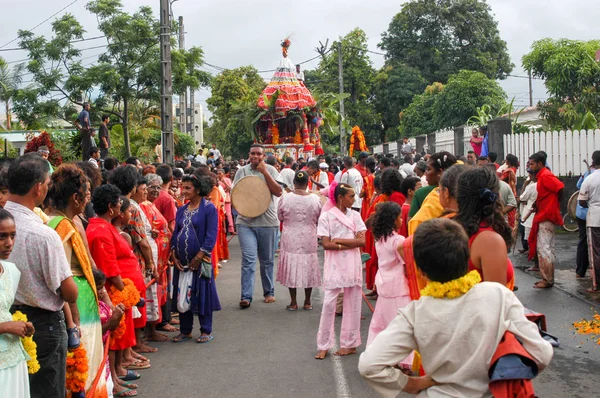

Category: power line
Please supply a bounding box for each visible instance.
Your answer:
[0,0,82,49]
[0,35,106,53]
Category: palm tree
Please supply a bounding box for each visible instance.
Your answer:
[0,57,25,131]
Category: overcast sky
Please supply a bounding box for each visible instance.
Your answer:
[1,0,599,121]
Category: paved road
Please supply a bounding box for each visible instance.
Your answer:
[135,235,600,398]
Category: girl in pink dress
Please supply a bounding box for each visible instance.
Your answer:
[315,183,366,359]
[366,202,414,368]
[277,170,323,310]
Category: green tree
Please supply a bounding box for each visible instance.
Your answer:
[523,38,600,130]
[399,82,444,136]
[0,57,25,130]
[434,70,506,128]
[306,28,381,146]
[205,66,265,159]
[373,61,426,141]
[13,0,208,157]
[380,0,513,83]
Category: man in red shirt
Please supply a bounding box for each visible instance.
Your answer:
[154,164,177,233]
[527,152,564,289]
[355,151,369,178]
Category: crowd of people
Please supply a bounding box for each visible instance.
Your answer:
[0,131,597,397]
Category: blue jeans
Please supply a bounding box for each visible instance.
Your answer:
[237,225,278,302]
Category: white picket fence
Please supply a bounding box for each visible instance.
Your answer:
[504,129,600,178]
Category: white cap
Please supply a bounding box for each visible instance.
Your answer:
[319,162,328,169]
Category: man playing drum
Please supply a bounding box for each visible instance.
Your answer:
[232,144,283,308]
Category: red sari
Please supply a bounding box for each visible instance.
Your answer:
[207,187,228,274]
[360,174,375,221]
[364,191,406,290]
[86,217,144,350]
[139,201,172,308]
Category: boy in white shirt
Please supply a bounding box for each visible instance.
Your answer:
[359,218,553,397]
[88,146,101,168]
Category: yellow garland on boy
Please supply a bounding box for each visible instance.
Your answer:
[12,311,40,374]
[66,343,89,392]
[420,270,481,299]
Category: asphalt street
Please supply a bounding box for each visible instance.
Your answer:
[135,233,600,398]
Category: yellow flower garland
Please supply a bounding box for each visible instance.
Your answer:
[420,270,481,299]
[12,311,40,374]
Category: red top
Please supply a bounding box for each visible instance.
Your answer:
[532,167,564,226]
[86,217,145,292]
[400,203,410,238]
[153,189,177,223]
[355,163,368,178]
[468,225,514,286]
[327,172,335,184]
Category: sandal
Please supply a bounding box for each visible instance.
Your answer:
[118,370,141,381]
[114,388,137,397]
[239,300,251,309]
[286,305,298,311]
[197,335,214,344]
[125,360,150,370]
[171,333,192,343]
[303,304,313,310]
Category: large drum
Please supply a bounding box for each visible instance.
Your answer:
[231,176,271,218]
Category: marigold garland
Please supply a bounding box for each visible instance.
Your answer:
[293,130,302,144]
[66,343,89,392]
[348,126,368,156]
[12,311,40,374]
[420,270,481,299]
[108,278,140,340]
[272,124,279,145]
[573,312,600,345]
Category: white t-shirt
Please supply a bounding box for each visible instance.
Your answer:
[341,168,363,209]
[211,148,222,159]
[310,171,329,192]
[279,168,295,191]
[520,182,538,229]
[296,71,305,81]
[579,169,600,227]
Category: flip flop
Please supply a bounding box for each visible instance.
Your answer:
[118,370,141,381]
[239,300,251,309]
[286,305,298,311]
[303,304,313,310]
[196,335,214,344]
[125,360,150,370]
[171,334,192,343]
[114,388,137,397]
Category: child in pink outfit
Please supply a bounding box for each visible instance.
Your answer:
[315,182,366,359]
[366,202,414,368]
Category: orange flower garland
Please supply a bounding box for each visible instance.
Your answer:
[108,278,140,340]
[272,124,280,145]
[66,343,89,393]
[293,130,302,144]
[348,126,368,156]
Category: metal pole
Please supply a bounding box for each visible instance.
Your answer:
[190,89,195,139]
[338,41,345,155]
[528,70,533,107]
[178,16,187,135]
[160,0,174,164]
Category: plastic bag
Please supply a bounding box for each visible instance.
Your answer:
[177,270,193,313]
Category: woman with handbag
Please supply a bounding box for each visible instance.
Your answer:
[170,174,221,344]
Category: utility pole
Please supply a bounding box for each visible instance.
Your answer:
[190,89,196,139]
[338,41,345,155]
[528,70,533,107]
[178,16,187,135]
[160,0,174,164]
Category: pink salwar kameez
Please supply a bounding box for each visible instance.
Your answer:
[316,207,366,351]
[367,232,414,366]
